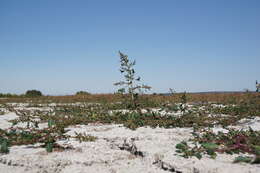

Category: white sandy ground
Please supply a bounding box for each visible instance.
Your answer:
[0,112,19,129]
[0,107,260,173]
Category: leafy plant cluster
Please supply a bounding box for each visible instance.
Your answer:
[175,128,260,164]
[0,125,68,153]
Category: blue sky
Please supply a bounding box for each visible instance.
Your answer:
[0,0,259,95]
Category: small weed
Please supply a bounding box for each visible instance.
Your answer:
[0,137,9,154]
[48,119,55,128]
[175,141,202,159]
[46,142,53,152]
[74,132,97,143]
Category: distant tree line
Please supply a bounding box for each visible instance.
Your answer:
[0,90,43,98]
[0,93,20,98]
[0,90,92,98]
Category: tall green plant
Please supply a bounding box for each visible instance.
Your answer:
[0,138,9,154]
[114,51,151,109]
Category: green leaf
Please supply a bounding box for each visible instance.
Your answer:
[209,151,217,159]
[0,139,9,154]
[195,153,202,159]
[253,145,260,155]
[176,142,188,150]
[46,142,53,153]
[48,120,55,128]
[234,156,252,163]
[201,143,218,150]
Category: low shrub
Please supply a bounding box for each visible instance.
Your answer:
[75,91,91,96]
[25,90,42,97]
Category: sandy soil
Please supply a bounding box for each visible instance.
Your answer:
[1,107,260,173]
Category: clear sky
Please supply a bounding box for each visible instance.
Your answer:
[0,0,259,95]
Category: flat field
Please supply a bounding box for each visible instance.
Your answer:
[0,93,260,173]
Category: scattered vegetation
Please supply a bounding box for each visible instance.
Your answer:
[0,92,259,164]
